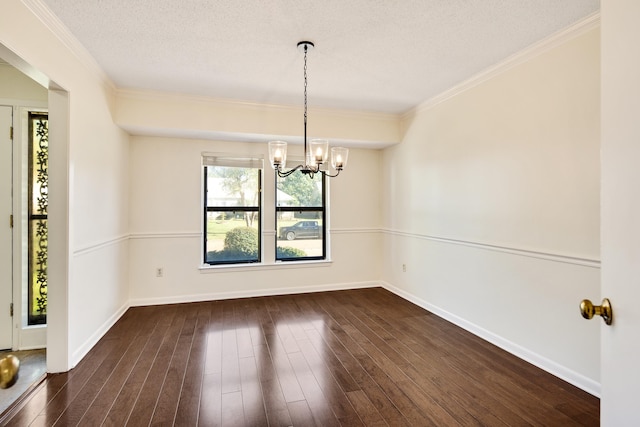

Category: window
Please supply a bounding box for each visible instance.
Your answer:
[276,169,326,261]
[203,155,263,265]
[28,112,48,325]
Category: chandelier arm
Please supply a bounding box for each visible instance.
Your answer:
[276,164,304,178]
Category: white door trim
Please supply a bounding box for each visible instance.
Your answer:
[0,105,13,350]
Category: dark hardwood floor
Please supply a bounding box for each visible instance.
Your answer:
[1,288,599,426]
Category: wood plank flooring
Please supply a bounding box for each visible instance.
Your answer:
[1,288,599,426]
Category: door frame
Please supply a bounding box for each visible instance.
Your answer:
[1,38,72,374]
[0,105,12,350]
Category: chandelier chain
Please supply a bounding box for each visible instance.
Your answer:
[303,44,308,152]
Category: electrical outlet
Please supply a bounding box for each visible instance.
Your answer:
[402,264,406,272]
[156,267,163,277]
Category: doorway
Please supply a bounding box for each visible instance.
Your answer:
[0,58,49,352]
[0,59,50,418]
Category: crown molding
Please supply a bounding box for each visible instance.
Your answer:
[22,0,115,91]
[402,11,600,120]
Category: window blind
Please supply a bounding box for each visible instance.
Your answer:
[202,153,264,169]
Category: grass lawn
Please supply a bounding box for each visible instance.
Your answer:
[206,217,323,241]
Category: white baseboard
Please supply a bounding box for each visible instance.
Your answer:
[71,302,130,368]
[17,325,46,350]
[129,281,379,307]
[381,281,601,397]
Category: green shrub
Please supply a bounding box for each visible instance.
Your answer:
[206,228,310,264]
[224,227,258,256]
[206,250,256,263]
[276,246,307,258]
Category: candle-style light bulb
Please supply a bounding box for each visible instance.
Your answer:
[331,146,348,171]
[268,140,287,170]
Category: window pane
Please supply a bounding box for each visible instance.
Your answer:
[28,113,48,325]
[207,166,259,207]
[204,165,261,265]
[276,214,324,259]
[276,172,323,207]
[206,211,259,263]
[29,218,47,323]
[276,170,325,261]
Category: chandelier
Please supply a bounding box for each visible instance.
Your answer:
[268,41,348,178]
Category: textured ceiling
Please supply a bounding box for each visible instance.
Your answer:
[40,0,599,114]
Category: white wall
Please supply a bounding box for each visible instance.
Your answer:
[1,0,131,370]
[381,26,601,393]
[0,63,48,103]
[115,90,400,148]
[128,136,382,304]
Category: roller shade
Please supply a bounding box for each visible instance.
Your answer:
[202,153,264,169]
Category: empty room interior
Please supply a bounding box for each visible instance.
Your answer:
[2,0,640,425]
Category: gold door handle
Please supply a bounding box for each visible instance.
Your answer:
[580,298,613,325]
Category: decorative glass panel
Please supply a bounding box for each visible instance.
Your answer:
[28,113,48,325]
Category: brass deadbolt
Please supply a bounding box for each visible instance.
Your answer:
[580,298,613,325]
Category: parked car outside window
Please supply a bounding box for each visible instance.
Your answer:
[278,220,322,240]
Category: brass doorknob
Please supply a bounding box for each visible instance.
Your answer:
[580,298,613,325]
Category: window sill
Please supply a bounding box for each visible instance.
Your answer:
[199,259,333,273]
